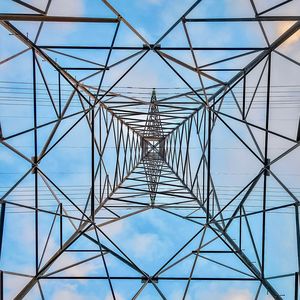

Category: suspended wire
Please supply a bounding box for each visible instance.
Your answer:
[1,81,299,215]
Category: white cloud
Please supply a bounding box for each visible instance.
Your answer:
[221,289,252,300]
[277,22,300,47]
[191,287,253,300]
[4,274,33,300]
[48,0,85,16]
[52,284,85,300]
[29,0,85,16]
[101,219,127,238]
[128,232,165,260]
[43,237,101,278]
[25,0,86,37]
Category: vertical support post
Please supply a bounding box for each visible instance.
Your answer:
[0,270,3,300]
[58,72,61,117]
[203,109,206,205]
[0,203,5,259]
[243,72,246,120]
[295,204,300,273]
[106,174,109,199]
[262,54,271,278]
[91,108,95,221]
[211,193,215,216]
[295,272,299,300]
[59,203,63,249]
[33,49,39,275]
[239,206,242,249]
[297,117,300,142]
[99,106,102,204]
[206,109,211,224]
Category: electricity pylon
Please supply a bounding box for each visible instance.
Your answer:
[0,1,300,299]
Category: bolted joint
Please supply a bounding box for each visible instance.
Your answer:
[264,158,270,176]
[143,44,161,50]
[141,276,158,283]
[31,156,38,174]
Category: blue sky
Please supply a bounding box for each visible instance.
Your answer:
[1,0,300,299]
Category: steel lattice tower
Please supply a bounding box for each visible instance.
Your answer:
[0,0,300,299]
